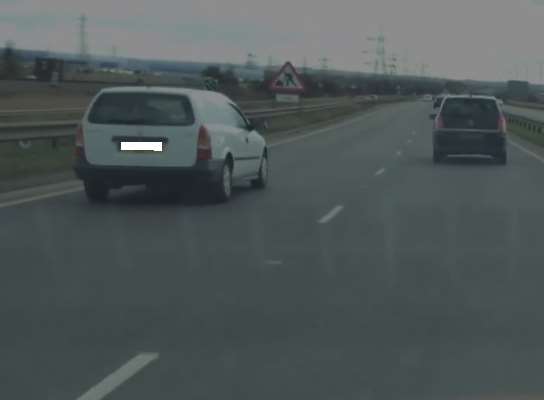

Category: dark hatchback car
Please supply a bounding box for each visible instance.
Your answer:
[430,95,507,164]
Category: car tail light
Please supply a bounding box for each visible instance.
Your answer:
[74,123,85,159]
[498,114,507,134]
[75,123,84,147]
[197,125,212,160]
[435,115,445,129]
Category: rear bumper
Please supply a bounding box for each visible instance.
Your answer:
[433,131,506,155]
[74,154,223,186]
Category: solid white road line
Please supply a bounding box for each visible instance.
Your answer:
[374,168,386,176]
[508,138,544,164]
[318,205,344,224]
[76,353,159,400]
[0,186,82,209]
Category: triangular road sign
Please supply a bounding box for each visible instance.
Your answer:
[268,62,305,94]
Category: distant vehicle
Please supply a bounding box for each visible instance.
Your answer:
[74,87,269,203]
[433,95,445,109]
[423,94,433,101]
[430,95,507,164]
[369,94,379,101]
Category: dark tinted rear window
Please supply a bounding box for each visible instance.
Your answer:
[441,98,499,129]
[88,93,195,126]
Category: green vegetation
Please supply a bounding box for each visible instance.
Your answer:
[201,65,239,86]
[0,138,74,181]
[265,104,370,133]
[508,123,544,147]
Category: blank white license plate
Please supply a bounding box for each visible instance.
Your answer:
[120,142,163,152]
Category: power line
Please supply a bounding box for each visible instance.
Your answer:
[319,57,330,71]
[246,52,257,68]
[388,53,398,75]
[538,61,544,83]
[401,52,409,75]
[78,13,90,62]
[420,63,429,77]
[366,31,387,75]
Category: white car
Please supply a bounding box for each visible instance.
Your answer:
[74,87,268,203]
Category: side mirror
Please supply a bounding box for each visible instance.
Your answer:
[248,118,268,131]
[429,113,437,120]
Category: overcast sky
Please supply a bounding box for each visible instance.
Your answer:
[1,0,544,81]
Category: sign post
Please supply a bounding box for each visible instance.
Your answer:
[268,61,305,103]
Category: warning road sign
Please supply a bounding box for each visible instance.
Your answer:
[268,62,305,94]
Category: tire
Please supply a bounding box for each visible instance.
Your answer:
[84,180,109,202]
[433,150,443,164]
[251,153,268,189]
[211,159,232,203]
[496,151,507,165]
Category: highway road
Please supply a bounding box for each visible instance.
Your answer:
[3,100,544,400]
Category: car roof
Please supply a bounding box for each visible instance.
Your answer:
[442,94,498,100]
[98,86,231,101]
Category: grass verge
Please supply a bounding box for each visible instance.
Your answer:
[508,124,544,147]
[0,138,75,180]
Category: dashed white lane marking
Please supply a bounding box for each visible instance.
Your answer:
[508,138,544,163]
[374,168,386,176]
[396,150,403,156]
[411,130,417,136]
[0,187,82,209]
[406,139,413,144]
[318,205,344,224]
[76,353,159,400]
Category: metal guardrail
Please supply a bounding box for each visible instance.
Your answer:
[504,112,544,134]
[0,107,86,116]
[0,97,351,117]
[0,100,354,143]
[0,96,409,144]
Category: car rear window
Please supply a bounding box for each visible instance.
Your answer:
[441,98,499,129]
[88,93,195,126]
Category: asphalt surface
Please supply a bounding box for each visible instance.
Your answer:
[2,100,544,400]
[503,104,544,122]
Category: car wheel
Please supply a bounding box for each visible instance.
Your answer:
[496,151,507,165]
[251,153,268,189]
[211,159,232,203]
[433,150,443,164]
[84,180,109,202]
